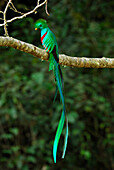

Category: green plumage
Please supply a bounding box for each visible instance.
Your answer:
[34,19,68,163]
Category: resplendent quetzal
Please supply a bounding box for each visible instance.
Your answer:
[34,19,68,163]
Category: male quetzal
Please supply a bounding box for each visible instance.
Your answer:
[34,19,68,163]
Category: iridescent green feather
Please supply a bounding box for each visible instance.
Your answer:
[34,19,68,163]
[52,61,68,163]
[49,53,54,71]
[53,109,65,163]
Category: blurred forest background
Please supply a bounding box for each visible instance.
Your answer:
[0,0,114,169]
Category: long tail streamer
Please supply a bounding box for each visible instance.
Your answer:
[53,63,68,163]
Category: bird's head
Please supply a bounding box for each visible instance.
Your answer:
[34,19,48,30]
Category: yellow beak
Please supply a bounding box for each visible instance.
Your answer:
[35,28,37,31]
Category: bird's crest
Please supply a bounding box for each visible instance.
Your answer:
[34,19,48,30]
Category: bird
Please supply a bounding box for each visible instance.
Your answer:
[34,19,68,163]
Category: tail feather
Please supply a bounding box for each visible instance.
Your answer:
[62,116,68,158]
[53,109,65,163]
[55,64,64,105]
[53,65,64,102]
[58,65,64,90]
[53,85,58,103]
[53,63,68,163]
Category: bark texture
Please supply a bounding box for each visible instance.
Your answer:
[0,36,114,68]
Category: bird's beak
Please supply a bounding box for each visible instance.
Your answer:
[35,28,37,31]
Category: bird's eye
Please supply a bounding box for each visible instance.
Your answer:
[39,24,42,27]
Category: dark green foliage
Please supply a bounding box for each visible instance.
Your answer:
[0,0,114,169]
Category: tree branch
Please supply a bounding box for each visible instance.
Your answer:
[3,0,12,36]
[0,0,48,27]
[0,36,114,68]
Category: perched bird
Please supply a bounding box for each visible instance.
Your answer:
[34,19,68,163]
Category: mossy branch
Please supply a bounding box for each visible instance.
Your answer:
[0,36,114,68]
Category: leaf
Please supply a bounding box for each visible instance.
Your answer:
[9,128,19,136]
[27,156,36,163]
[31,72,44,85]
[80,150,91,159]
[1,133,13,139]
[67,112,79,123]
